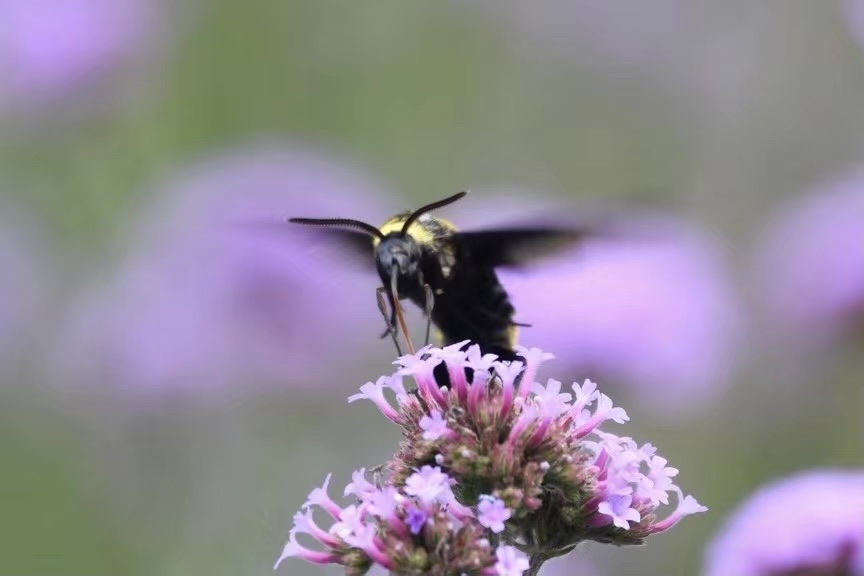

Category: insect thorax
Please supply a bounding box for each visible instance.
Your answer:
[374,212,459,282]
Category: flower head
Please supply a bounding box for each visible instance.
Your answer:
[278,342,706,575]
[381,343,706,549]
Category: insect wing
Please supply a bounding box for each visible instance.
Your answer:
[456,227,592,268]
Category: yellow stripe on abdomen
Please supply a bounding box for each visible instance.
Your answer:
[507,325,520,348]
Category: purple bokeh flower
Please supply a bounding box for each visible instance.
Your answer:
[703,469,864,576]
[504,228,740,412]
[0,0,156,105]
[847,0,864,56]
[453,194,742,414]
[61,144,391,393]
[753,172,864,339]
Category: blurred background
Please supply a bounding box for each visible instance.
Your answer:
[1,1,863,574]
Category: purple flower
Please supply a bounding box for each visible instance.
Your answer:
[640,455,679,506]
[530,379,572,409]
[276,473,393,571]
[497,210,740,415]
[0,0,156,105]
[349,377,404,423]
[276,468,507,574]
[59,144,392,394]
[494,545,530,576]
[753,172,864,339]
[477,495,512,534]
[404,505,427,535]
[703,469,864,576]
[343,467,378,499]
[597,493,641,530]
[369,342,708,548]
[277,342,706,574]
[419,409,451,441]
[404,465,456,507]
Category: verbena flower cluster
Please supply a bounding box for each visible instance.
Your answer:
[276,342,707,575]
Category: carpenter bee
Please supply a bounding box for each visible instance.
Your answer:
[289,191,588,360]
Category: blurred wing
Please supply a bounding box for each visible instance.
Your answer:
[457,227,592,268]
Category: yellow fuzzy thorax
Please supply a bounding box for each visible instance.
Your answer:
[372,213,458,247]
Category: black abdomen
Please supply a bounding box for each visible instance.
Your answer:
[427,263,519,361]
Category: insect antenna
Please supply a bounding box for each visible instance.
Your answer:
[400,190,468,234]
[288,217,385,239]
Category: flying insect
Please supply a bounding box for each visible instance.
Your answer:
[289,191,588,360]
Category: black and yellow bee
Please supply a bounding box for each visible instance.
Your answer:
[290,191,587,360]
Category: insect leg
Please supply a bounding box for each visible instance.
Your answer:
[376,286,403,356]
[422,283,435,347]
[414,270,436,348]
[390,266,416,355]
[376,297,397,340]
